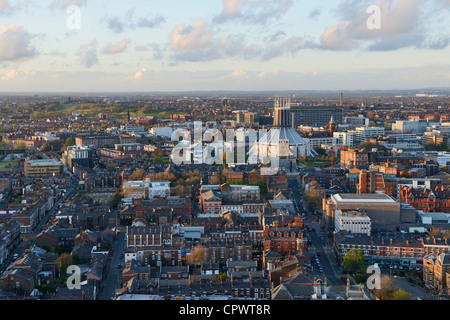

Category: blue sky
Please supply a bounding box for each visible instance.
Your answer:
[0,0,449,92]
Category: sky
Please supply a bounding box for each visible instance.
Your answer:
[0,0,449,92]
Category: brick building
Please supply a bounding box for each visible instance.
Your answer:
[340,148,369,169]
[423,253,450,294]
[399,185,450,213]
[357,170,385,194]
[263,217,305,256]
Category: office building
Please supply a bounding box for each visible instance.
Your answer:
[24,159,63,177]
[290,105,343,127]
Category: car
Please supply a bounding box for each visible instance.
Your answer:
[13,254,19,260]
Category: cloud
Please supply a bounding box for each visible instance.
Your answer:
[318,0,450,51]
[106,18,125,34]
[0,25,36,61]
[264,30,287,42]
[261,36,315,60]
[135,42,164,60]
[1,69,36,81]
[105,12,165,33]
[219,70,250,80]
[308,8,321,21]
[103,39,130,54]
[0,0,10,13]
[78,39,98,68]
[169,18,315,62]
[51,0,88,9]
[213,0,293,25]
[170,19,215,52]
[1,69,18,80]
[136,15,166,29]
[128,68,148,80]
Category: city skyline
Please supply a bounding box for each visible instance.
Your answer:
[0,0,449,92]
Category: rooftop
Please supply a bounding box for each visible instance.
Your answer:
[333,193,396,203]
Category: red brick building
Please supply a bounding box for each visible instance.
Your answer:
[200,190,222,215]
[399,185,450,213]
[423,253,450,294]
[357,170,385,194]
[340,148,369,169]
[263,217,305,256]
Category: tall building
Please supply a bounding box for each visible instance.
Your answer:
[249,97,315,172]
[62,145,98,170]
[357,170,385,194]
[290,105,343,127]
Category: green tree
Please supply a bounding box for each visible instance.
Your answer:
[209,174,221,185]
[303,188,322,214]
[186,246,207,266]
[128,168,147,181]
[341,249,367,273]
[14,141,26,150]
[63,138,74,149]
[254,180,267,194]
[391,289,412,300]
[56,253,73,272]
[215,273,228,282]
[110,193,123,208]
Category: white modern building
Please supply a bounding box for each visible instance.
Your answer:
[120,124,146,134]
[122,178,170,199]
[333,131,356,147]
[345,115,370,126]
[150,127,173,138]
[307,137,338,149]
[334,209,372,236]
[355,126,385,143]
[392,120,439,134]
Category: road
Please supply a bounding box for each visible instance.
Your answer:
[98,232,127,300]
[307,225,343,284]
[390,277,431,300]
[288,177,344,285]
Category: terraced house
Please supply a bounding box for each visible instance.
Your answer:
[423,253,450,294]
[335,231,450,268]
[399,185,450,213]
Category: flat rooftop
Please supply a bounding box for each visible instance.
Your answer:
[333,193,396,203]
[26,159,62,166]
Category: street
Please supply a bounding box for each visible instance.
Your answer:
[98,232,127,300]
[288,177,344,285]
